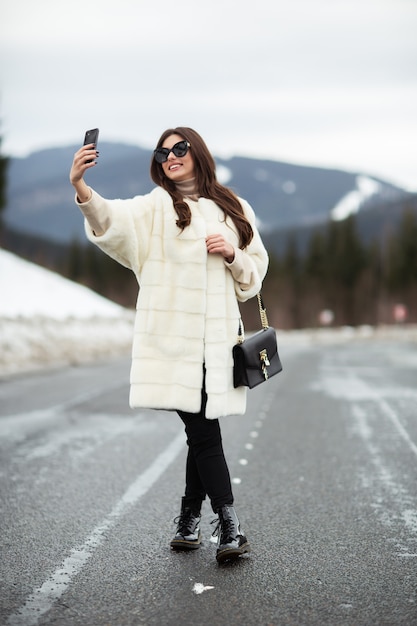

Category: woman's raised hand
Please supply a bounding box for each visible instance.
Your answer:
[69,144,98,203]
[69,144,98,184]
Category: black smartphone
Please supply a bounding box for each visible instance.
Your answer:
[83,128,99,163]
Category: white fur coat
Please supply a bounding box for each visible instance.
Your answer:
[79,186,268,418]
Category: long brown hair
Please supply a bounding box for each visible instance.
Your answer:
[150,127,253,249]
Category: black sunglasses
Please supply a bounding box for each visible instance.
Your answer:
[153,140,190,164]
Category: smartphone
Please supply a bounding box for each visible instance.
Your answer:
[83,128,99,163]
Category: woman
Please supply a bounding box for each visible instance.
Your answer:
[69,127,269,563]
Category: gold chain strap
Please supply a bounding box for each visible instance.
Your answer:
[237,293,269,343]
[257,293,269,329]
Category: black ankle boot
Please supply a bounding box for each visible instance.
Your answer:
[170,498,202,551]
[213,505,250,563]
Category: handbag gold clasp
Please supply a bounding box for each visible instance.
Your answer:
[259,349,270,380]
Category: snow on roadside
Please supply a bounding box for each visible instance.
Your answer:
[1,248,128,319]
[0,249,135,377]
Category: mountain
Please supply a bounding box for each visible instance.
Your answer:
[3,142,414,249]
[263,191,417,259]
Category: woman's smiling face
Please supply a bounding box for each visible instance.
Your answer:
[161,134,195,182]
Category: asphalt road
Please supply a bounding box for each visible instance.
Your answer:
[1,337,416,626]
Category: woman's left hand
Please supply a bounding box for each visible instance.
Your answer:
[206,234,235,263]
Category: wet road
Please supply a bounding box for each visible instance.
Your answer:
[1,337,416,625]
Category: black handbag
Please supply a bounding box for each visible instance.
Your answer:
[233,293,283,388]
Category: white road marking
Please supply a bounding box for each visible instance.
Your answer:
[351,403,417,557]
[0,383,126,441]
[312,371,417,458]
[375,395,417,459]
[6,430,185,626]
[17,414,153,463]
[315,366,417,557]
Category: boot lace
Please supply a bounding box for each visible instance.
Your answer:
[174,509,198,535]
[210,516,235,543]
[210,517,220,538]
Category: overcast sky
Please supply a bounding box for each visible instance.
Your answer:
[1,0,416,190]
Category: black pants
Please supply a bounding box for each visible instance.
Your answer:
[177,380,233,513]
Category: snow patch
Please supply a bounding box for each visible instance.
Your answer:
[254,168,269,182]
[282,180,296,194]
[193,583,214,595]
[331,175,381,221]
[0,249,125,319]
[0,248,134,377]
[216,164,232,185]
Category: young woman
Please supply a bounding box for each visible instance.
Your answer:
[69,127,269,563]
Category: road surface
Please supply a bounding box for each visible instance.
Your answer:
[1,336,416,625]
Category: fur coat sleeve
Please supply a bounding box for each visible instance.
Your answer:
[77,186,269,418]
